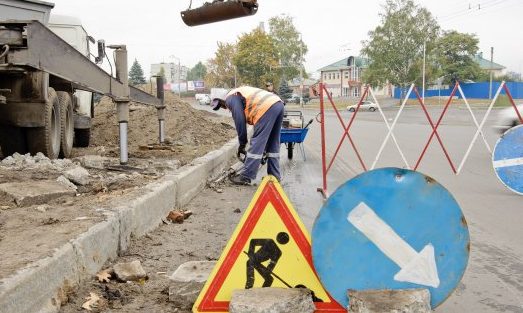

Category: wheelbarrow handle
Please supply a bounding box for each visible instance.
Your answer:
[304,119,314,129]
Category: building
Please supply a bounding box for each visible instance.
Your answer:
[318,56,369,98]
[150,62,189,84]
[287,78,319,97]
[474,53,506,78]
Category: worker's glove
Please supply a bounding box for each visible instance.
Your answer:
[237,144,247,162]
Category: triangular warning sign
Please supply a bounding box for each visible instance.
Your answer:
[193,176,344,312]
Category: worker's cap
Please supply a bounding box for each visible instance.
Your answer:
[211,99,222,111]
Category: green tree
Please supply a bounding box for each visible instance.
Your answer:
[268,15,308,80]
[436,31,483,84]
[187,61,207,81]
[278,79,293,101]
[361,0,440,89]
[128,59,146,86]
[234,28,279,88]
[206,42,237,88]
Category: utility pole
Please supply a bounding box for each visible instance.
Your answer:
[299,34,304,108]
[422,41,426,104]
[489,47,494,100]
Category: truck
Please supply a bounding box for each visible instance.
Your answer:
[0,0,161,161]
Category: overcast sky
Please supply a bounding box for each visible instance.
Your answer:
[50,0,523,77]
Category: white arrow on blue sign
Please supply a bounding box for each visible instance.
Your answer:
[312,168,470,309]
[493,125,523,195]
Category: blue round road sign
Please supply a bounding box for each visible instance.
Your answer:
[312,168,470,308]
[493,124,523,195]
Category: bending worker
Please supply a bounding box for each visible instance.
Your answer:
[211,86,285,185]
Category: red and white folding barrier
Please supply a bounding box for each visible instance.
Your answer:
[317,81,523,197]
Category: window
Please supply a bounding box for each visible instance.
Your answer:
[344,71,349,79]
[352,87,360,98]
[343,87,350,97]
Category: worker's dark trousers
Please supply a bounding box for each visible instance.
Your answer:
[242,101,284,181]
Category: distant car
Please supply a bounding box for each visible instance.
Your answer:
[284,94,309,105]
[347,100,378,112]
[198,94,211,105]
[494,104,523,134]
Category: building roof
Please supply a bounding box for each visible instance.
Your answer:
[474,53,505,70]
[318,56,369,72]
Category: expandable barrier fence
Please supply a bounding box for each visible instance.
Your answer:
[317,81,523,197]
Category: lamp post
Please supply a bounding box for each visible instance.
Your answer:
[169,55,181,98]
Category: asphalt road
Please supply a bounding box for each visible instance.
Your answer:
[279,106,523,313]
[191,99,522,312]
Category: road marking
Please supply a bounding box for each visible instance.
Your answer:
[493,157,523,169]
[347,202,440,288]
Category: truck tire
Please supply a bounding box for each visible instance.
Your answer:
[26,88,61,159]
[57,92,74,158]
[74,128,90,147]
[0,126,28,158]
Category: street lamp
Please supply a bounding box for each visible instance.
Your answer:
[169,55,181,98]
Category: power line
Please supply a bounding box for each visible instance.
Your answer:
[437,0,510,22]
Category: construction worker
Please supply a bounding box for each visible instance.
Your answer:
[211,86,284,185]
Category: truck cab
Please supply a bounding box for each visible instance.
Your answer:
[48,14,94,147]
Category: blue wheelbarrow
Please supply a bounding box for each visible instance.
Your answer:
[280,111,313,160]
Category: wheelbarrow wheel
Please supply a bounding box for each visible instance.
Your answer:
[287,143,294,159]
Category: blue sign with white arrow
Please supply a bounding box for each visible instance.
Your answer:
[493,125,523,195]
[312,168,470,308]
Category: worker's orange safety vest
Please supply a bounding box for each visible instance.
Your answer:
[227,86,282,125]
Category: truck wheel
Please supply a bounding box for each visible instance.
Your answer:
[57,92,74,158]
[26,87,61,159]
[0,126,28,157]
[74,128,90,147]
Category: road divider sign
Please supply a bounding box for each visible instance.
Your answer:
[492,125,523,195]
[312,168,470,309]
[193,176,344,313]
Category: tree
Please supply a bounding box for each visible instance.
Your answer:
[234,28,279,88]
[278,79,293,101]
[187,62,207,81]
[128,59,146,86]
[361,0,440,89]
[436,31,483,84]
[206,42,237,88]
[268,15,308,81]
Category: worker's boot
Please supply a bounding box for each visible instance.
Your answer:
[229,174,251,186]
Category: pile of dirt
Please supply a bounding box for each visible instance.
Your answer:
[75,90,236,165]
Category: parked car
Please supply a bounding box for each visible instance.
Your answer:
[347,100,378,112]
[494,104,523,134]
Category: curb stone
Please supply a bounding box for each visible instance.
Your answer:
[0,136,240,313]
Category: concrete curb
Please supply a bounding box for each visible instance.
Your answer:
[0,137,240,313]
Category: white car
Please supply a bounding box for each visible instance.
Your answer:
[494,104,523,134]
[347,100,378,112]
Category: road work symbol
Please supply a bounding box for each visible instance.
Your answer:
[244,232,289,288]
[193,176,344,313]
[312,168,470,309]
[492,125,523,195]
